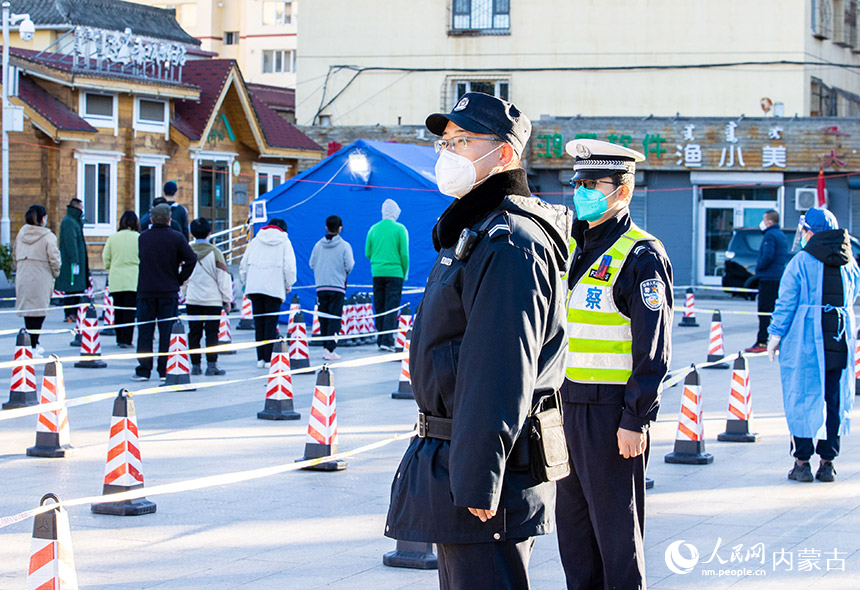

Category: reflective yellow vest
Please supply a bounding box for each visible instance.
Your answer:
[566,223,657,384]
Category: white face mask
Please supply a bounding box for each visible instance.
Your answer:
[759,220,768,232]
[434,144,503,198]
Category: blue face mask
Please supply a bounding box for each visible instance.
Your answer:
[573,185,618,223]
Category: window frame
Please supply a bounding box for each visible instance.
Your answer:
[262,49,296,74]
[450,78,510,108]
[224,31,239,45]
[134,154,169,219]
[79,91,118,134]
[254,163,291,199]
[450,0,510,34]
[74,150,122,237]
[133,96,169,138]
[262,1,293,25]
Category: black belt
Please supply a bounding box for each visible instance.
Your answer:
[417,411,452,441]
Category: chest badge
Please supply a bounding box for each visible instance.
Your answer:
[640,278,665,311]
[588,255,613,282]
[441,256,453,266]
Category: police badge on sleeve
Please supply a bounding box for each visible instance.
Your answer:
[640,278,665,311]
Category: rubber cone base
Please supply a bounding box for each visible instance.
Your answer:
[101,327,116,336]
[3,390,38,409]
[219,347,237,355]
[257,398,301,421]
[310,340,324,347]
[665,440,713,464]
[164,374,196,391]
[74,358,107,368]
[391,385,413,400]
[383,541,437,569]
[237,319,254,330]
[718,420,760,442]
[299,443,347,471]
[678,318,699,327]
[26,444,74,458]
[291,358,310,370]
[69,335,81,347]
[704,355,730,368]
[91,498,157,516]
[645,477,654,490]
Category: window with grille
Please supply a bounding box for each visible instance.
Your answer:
[452,79,509,108]
[451,0,510,32]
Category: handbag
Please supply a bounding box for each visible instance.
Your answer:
[528,390,571,483]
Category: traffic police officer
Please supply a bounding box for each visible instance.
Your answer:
[557,139,673,589]
[385,92,571,589]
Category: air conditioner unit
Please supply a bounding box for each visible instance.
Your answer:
[795,187,826,211]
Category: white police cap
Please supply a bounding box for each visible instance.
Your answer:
[566,138,646,180]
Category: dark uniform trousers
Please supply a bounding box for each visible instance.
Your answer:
[557,401,648,590]
[437,538,534,590]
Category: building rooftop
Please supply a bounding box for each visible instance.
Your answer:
[8,0,200,45]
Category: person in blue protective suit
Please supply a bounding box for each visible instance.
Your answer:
[767,207,860,483]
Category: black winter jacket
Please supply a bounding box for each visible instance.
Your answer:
[137,224,197,296]
[385,169,571,544]
[805,229,852,371]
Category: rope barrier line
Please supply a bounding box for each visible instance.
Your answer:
[662,349,769,389]
[0,428,418,530]
[673,306,773,317]
[0,327,403,371]
[673,285,759,294]
[0,350,407,422]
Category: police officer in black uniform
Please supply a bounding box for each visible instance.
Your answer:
[556,139,673,589]
[384,92,571,589]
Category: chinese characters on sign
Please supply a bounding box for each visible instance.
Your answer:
[72,27,188,83]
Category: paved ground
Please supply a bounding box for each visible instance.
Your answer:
[2,296,860,589]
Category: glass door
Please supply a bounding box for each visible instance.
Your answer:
[702,205,735,283]
[197,160,230,247]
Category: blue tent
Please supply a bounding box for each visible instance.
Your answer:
[256,139,450,319]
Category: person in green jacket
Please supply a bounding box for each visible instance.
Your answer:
[365,198,409,351]
[55,199,89,321]
[102,211,140,347]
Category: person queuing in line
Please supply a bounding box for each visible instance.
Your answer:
[132,204,197,382]
[55,198,89,322]
[768,207,860,483]
[13,204,60,357]
[365,198,409,352]
[240,217,296,368]
[102,211,140,348]
[309,214,355,361]
[385,93,571,589]
[746,209,790,353]
[558,139,674,589]
[182,217,233,376]
[140,182,189,238]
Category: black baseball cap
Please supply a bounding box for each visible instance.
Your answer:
[425,92,531,157]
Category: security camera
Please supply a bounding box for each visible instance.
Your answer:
[18,16,35,42]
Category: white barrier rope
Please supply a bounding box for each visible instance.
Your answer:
[662,349,769,389]
[0,427,417,530]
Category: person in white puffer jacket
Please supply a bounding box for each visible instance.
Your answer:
[240,218,297,367]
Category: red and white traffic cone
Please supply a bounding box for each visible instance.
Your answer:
[363,294,376,344]
[298,366,346,471]
[84,275,95,299]
[27,356,73,458]
[392,328,413,399]
[165,321,194,390]
[310,301,323,347]
[718,352,760,442]
[678,287,699,327]
[74,305,107,368]
[665,365,713,464]
[218,309,236,355]
[3,328,37,409]
[287,294,301,335]
[26,493,78,589]
[704,310,728,368]
[237,294,254,330]
[257,339,300,420]
[101,287,116,337]
[289,311,310,369]
[91,389,157,516]
[68,302,87,347]
[395,304,412,353]
[338,295,353,347]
